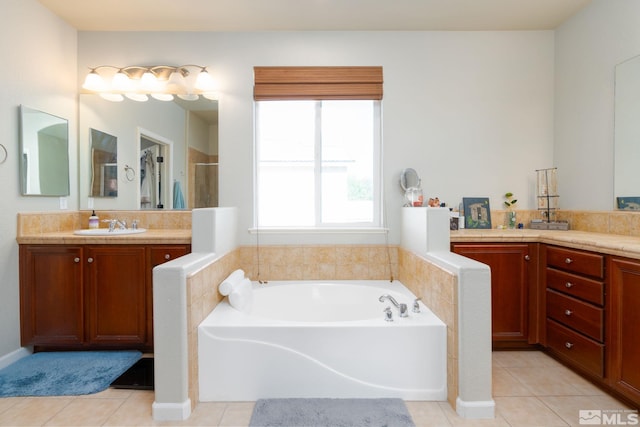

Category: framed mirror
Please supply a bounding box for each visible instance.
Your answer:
[400,168,421,191]
[90,128,118,197]
[19,105,70,196]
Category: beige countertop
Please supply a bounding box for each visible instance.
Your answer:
[16,228,191,245]
[451,229,640,259]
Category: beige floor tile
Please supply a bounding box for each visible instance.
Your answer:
[0,397,72,426]
[492,367,533,397]
[438,401,511,426]
[44,398,124,426]
[103,391,155,426]
[218,402,254,427]
[405,401,452,426]
[492,351,563,369]
[495,396,569,427]
[537,395,634,427]
[179,402,227,426]
[84,387,135,399]
[506,366,584,396]
[0,397,24,415]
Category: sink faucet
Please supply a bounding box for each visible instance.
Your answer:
[102,219,127,232]
[379,294,408,317]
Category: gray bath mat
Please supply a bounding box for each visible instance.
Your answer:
[249,398,416,427]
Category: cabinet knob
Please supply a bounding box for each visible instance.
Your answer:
[164,254,171,260]
[87,257,94,263]
[565,342,574,349]
[565,257,573,264]
[565,282,574,288]
[74,257,80,263]
[565,309,573,316]
[524,255,530,261]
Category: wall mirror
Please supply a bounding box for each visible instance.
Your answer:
[79,94,218,210]
[90,128,118,197]
[19,105,70,196]
[614,54,640,209]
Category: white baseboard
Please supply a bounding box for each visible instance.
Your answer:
[0,347,31,370]
[456,397,495,419]
[152,399,192,421]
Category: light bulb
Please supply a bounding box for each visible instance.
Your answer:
[82,70,106,92]
[99,93,124,102]
[140,70,160,92]
[194,68,216,91]
[177,93,199,101]
[125,93,149,102]
[112,70,132,92]
[166,70,187,92]
[151,93,174,101]
[202,92,220,100]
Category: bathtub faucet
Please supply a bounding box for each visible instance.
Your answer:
[379,294,408,317]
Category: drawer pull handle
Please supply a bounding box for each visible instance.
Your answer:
[74,257,80,263]
[565,282,574,288]
[565,258,573,264]
[87,257,94,263]
[565,309,573,316]
[164,254,171,260]
[565,342,574,349]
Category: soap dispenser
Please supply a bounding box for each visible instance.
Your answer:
[89,210,99,229]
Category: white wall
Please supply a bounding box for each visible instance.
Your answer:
[78,30,555,245]
[555,0,640,210]
[0,0,77,358]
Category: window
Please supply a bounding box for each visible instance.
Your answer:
[255,99,381,227]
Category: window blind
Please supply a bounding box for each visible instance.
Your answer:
[253,66,383,101]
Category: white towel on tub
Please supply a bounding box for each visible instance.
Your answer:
[229,278,253,313]
[219,269,245,296]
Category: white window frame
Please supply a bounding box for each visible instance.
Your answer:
[253,100,383,231]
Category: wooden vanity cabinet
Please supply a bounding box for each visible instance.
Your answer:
[451,243,538,348]
[544,245,605,378]
[607,256,640,405]
[19,245,85,347]
[20,243,190,351]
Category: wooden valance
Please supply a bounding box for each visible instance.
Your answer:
[254,66,383,101]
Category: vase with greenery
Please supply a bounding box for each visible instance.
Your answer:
[504,192,518,229]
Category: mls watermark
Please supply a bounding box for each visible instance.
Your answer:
[579,410,639,425]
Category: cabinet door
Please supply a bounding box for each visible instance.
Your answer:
[608,257,640,406]
[20,245,84,346]
[84,246,148,348]
[452,243,532,346]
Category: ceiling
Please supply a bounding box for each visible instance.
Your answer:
[38,0,592,32]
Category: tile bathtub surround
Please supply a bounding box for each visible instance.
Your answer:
[398,248,459,409]
[238,244,399,281]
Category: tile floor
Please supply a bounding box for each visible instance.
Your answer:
[0,351,634,426]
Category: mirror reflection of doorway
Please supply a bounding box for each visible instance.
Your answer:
[140,131,172,210]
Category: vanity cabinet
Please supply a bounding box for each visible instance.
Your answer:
[20,243,190,351]
[451,243,538,348]
[19,245,85,347]
[607,256,640,405]
[544,246,605,378]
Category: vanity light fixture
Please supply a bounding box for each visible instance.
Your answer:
[82,64,219,102]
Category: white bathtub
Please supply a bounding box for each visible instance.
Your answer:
[198,280,447,401]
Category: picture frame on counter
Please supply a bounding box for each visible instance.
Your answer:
[463,197,492,229]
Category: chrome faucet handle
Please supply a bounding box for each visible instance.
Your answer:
[131,220,139,230]
[413,297,422,313]
[399,303,408,317]
[102,219,117,232]
[383,306,393,322]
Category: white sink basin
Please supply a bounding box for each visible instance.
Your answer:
[74,228,147,236]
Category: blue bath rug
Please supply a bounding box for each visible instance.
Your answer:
[249,398,416,427]
[0,350,141,397]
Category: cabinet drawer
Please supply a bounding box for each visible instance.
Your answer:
[546,290,603,341]
[150,245,190,267]
[546,268,604,306]
[547,319,604,378]
[546,246,604,279]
